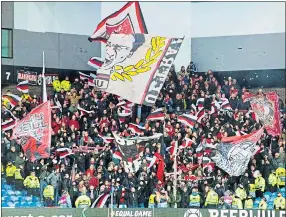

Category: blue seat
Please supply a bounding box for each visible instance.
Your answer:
[7,201,15,207]
[1,202,8,207]
[17,196,24,202]
[21,190,28,196]
[272,192,278,197]
[280,187,286,193]
[4,196,11,202]
[36,202,42,207]
[10,196,18,202]
[4,184,12,191]
[264,191,271,196]
[24,196,32,202]
[15,202,22,208]
[1,190,7,197]
[6,189,15,196]
[20,202,28,207]
[32,196,40,202]
[14,190,22,196]
[28,202,37,207]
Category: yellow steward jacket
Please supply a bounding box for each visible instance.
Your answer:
[274,196,285,210]
[23,175,40,188]
[75,195,91,208]
[205,190,219,206]
[255,176,265,192]
[43,185,54,200]
[268,173,278,186]
[6,165,16,177]
[232,198,243,209]
[235,187,247,200]
[244,198,253,209]
[276,167,285,186]
[14,168,24,180]
[259,200,267,210]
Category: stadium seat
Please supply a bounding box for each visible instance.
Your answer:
[272,192,278,197]
[7,201,15,208]
[3,184,12,191]
[28,202,37,207]
[253,204,259,209]
[10,196,18,202]
[24,196,32,202]
[280,187,286,193]
[4,196,11,203]
[17,196,24,202]
[1,202,8,207]
[264,191,271,196]
[1,190,7,197]
[32,195,40,203]
[15,202,22,208]
[14,190,22,196]
[6,190,15,196]
[21,190,28,196]
[20,202,29,207]
[36,202,42,207]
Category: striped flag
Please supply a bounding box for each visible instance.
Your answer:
[91,193,110,208]
[79,71,90,80]
[128,123,145,135]
[98,134,114,144]
[77,105,94,116]
[1,118,16,131]
[221,98,232,111]
[177,114,198,129]
[118,107,132,117]
[196,98,205,110]
[112,150,122,161]
[88,73,96,87]
[2,94,21,108]
[87,57,104,69]
[196,109,206,124]
[180,137,194,149]
[16,81,29,93]
[56,148,74,159]
[146,108,164,121]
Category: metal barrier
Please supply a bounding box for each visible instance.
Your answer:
[2,208,286,217]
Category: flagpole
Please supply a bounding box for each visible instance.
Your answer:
[110,184,113,217]
[42,51,47,103]
[173,141,178,208]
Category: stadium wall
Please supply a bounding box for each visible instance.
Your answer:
[191,33,286,89]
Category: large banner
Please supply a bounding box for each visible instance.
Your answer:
[11,101,51,162]
[95,34,183,106]
[17,69,38,85]
[37,73,59,87]
[113,132,162,161]
[211,128,264,176]
[243,92,281,136]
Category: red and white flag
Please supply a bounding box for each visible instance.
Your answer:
[177,114,198,129]
[56,148,74,159]
[79,71,90,80]
[11,101,51,162]
[89,2,147,43]
[1,118,16,131]
[128,123,145,135]
[16,81,29,93]
[146,108,165,121]
[98,134,114,144]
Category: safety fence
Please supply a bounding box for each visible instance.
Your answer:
[2,208,286,217]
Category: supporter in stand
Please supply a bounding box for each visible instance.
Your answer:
[1,64,285,210]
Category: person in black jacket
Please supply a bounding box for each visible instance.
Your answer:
[128,186,139,208]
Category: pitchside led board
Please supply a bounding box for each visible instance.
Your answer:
[95,34,183,107]
[1,208,286,217]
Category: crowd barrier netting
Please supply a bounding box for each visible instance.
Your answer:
[2,208,286,217]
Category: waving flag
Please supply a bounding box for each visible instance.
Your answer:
[89,2,147,43]
[88,2,148,69]
[243,92,281,136]
[11,101,51,162]
[1,118,16,131]
[95,34,183,106]
[2,94,21,108]
[211,128,264,176]
[147,108,165,121]
[178,114,198,129]
[128,123,145,135]
[16,81,29,93]
[79,71,90,81]
[56,148,74,159]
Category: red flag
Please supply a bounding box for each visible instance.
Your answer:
[243,92,281,136]
[12,101,51,162]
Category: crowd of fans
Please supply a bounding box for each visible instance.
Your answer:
[1,62,286,210]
